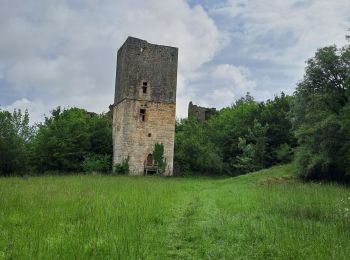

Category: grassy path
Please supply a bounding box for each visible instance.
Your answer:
[1,164,350,259]
[165,165,350,259]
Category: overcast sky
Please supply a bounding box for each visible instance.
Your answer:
[1,0,349,123]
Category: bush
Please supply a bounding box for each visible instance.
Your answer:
[153,143,166,174]
[114,157,129,175]
[82,154,111,173]
[275,143,293,164]
[30,107,112,173]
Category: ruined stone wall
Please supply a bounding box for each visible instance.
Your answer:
[114,37,178,105]
[188,101,216,122]
[113,37,177,176]
[113,100,175,175]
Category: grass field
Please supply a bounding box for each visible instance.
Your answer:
[1,164,350,259]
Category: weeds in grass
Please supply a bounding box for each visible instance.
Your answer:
[338,196,350,223]
[0,164,350,258]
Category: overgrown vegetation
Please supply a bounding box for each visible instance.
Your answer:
[1,165,349,258]
[82,154,111,173]
[293,44,350,181]
[175,93,296,175]
[113,157,129,175]
[0,107,112,176]
[0,109,34,175]
[153,143,166,174]
[0,39,349,183]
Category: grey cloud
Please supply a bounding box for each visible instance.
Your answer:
[1,0,349,123]
[0,0,223,121]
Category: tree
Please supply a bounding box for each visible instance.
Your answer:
[293,44,350,181]
[30,107,112,173]
[174,92,294,176]
[174,117,222,175]
[0,109,33,175]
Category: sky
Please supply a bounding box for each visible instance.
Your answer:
[0,0,349,123]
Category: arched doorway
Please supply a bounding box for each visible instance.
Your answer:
[146,153,153,166]
[144,153,158,175]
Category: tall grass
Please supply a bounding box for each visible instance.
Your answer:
[1,165,349,259]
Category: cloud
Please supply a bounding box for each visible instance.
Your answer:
[212,64,256,94]
[207,0,350,99]
[0,0,224,121]
[1,0,349,122]
[1,98,46,124]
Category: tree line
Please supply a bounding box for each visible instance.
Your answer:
[175,93,296,175]
[1,41,349,182]
[0,107,112,175]
[175,42,350,182]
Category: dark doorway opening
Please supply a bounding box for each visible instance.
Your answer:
[146,153,153,166]
[144,153,158,175]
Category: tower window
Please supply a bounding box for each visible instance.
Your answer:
[140,109,146,122]
[143,81,148,93]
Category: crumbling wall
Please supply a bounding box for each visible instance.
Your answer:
[188,101,216,122]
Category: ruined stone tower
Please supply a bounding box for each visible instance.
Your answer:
[112,37,178,176]
[188,102,216,122]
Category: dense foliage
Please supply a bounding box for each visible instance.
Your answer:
[0,109,34,175]
[175,93,296,175]
[0,107,112,175]
[30,107,112,173]
[1,41,349,181]
[293,44,350,181]
[153,143,166,174]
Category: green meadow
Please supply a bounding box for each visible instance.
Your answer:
[1,164,350,259]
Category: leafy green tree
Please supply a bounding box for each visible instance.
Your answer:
[82,154,111,173]
[30,107,112,173]
[233,137,255,173]
[175,92,294,176]
[233,120,268,172]
[175,117,222,175]
[0,109,33,175]
[259,93,296,165]
[293,44,350,181]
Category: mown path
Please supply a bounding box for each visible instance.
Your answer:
[1,165,350,259]
[164,165,350,259]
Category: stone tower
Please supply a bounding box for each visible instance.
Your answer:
[112,37,178,176]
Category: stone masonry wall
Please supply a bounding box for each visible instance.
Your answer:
[113,37,177,176]
[114,37,178,105]
[188,101,216,122]
[113,100,176,175]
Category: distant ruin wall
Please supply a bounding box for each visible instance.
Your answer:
[188,102,216,122]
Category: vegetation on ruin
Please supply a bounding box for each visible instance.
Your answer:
[113,157,130,175]
[175,42,350,182]
[153,143,166,174]
[1,164,350,259]
[175,92,296,176]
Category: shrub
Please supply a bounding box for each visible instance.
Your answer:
[114,157,129,175]
[153,143,166,174]
[275,143,293,164]
[82,154,111,173]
